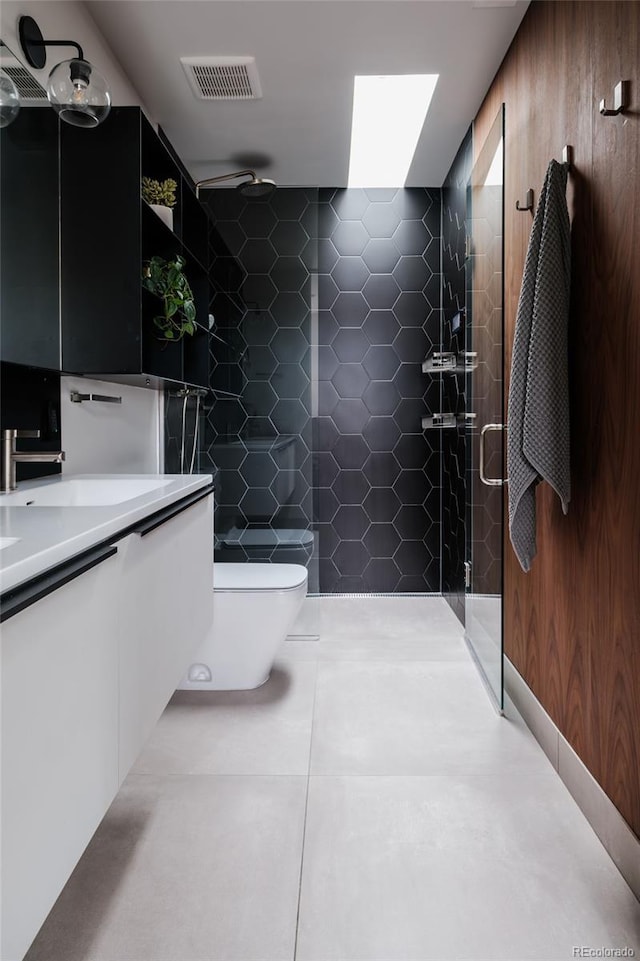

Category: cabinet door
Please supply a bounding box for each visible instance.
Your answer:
[117,493,214,778]
[0,108,60,370]
[60,109,143,375]
[1,550,120,961]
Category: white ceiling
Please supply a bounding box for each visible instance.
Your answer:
[88,0,529,188]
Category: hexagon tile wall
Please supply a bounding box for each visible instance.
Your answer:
[195,186,443,595]
[317,188,442,593]
[200,188,318,588]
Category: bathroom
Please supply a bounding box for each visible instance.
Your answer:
[0,1,639,959]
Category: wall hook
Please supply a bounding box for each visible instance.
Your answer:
[599,80,628,116]
[516,188,534,212]
[562,145,573,166]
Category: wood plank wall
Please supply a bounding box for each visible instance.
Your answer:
[474,0,640,837]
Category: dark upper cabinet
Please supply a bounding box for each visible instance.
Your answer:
[0,105,210,389]
[0,109,60,370]
[60,106,210,388]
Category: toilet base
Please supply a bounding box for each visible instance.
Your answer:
[178,563,308,691]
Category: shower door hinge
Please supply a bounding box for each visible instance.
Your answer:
[464,561,472,589]
[464,236,472,259]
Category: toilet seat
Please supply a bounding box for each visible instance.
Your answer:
[213,562,308,593]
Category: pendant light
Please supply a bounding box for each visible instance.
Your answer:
[0,73,20,127]
[18,16,111,128]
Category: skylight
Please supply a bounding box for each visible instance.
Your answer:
[348,74,439,188]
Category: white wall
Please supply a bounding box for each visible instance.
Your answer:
[1,2,163,474]
[61,377,162,475]
[0,1,146,108]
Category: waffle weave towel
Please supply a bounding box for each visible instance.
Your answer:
[507,159,571,572]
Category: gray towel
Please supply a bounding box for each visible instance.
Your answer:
[507,159,571,572]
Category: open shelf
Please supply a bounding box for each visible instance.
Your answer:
[61,107,211,390]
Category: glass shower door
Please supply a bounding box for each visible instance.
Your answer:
[465,106,505,709]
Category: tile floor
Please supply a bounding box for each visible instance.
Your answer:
[26,597,640,961]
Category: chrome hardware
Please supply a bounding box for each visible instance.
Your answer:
[1,429,65,493]
[516,188,534,212]
[464,561,472,589]
[70,391,122,404]
[167,387,208,398]
[464,236,472,259]
[422,351,477,374]
[599,81,628,117]
[422,413,457,430]
[479,423,506,487]
[461,351,478,370]
[562,144,573,166]
[430,351,457,370]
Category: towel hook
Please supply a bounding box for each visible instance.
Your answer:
[516,188,534,212]
[562,145,573,166]
[599,80,628,116]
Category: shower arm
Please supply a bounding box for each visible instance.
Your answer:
[195,170,256,199]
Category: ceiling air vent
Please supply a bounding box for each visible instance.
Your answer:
[2,65,47,102]
[180,57,262,101]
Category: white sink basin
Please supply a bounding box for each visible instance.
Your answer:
[0,478,170,507]
[0,536,20,550]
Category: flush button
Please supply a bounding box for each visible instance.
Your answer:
[188,663,212,682]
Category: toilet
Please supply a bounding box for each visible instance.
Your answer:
[179,562,308,691]
[216,526,315,565]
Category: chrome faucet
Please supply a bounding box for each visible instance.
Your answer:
[1,429,65,493]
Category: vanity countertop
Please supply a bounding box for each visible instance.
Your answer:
[0,473,213,594]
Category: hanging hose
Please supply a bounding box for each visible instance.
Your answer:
[168,387,205,475]
[189,392,201,474]
[180,391,188,474]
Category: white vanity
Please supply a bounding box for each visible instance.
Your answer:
[0,474,214,961]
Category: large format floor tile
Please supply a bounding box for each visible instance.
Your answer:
[317,629,468,661]
[133,658,317,776]
[317,596,459,640]
[310,660,552,776]
[296,775,640,961]
[26,774,307,961]
[22,596,640,961]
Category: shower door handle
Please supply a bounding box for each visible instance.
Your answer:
[479,423,506,487]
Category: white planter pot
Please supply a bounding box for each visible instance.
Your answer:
[149,203,174,232]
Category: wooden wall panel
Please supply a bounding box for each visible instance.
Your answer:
[475,1,640,836]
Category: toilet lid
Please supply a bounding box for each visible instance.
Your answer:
[214,562,308,592]
[220,527,315,548]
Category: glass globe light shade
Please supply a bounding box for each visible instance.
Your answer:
[0,73,21,128]
[47,58,111,128]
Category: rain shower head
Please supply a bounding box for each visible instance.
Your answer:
[195,169,276,199]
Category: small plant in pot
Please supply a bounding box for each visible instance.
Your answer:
[142,254,196,342]
[141,176,177,230]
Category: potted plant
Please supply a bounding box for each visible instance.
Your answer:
[141,176,177,231]
[142,254,196,341]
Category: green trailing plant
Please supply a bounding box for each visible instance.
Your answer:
[141,176,177,208]
[142,254,196,341]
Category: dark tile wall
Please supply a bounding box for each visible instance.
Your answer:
[441,131,472,624]
[185,187,444,594]
[197,188,319,587]
[0,362,62,482]
[316,189,442,593]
